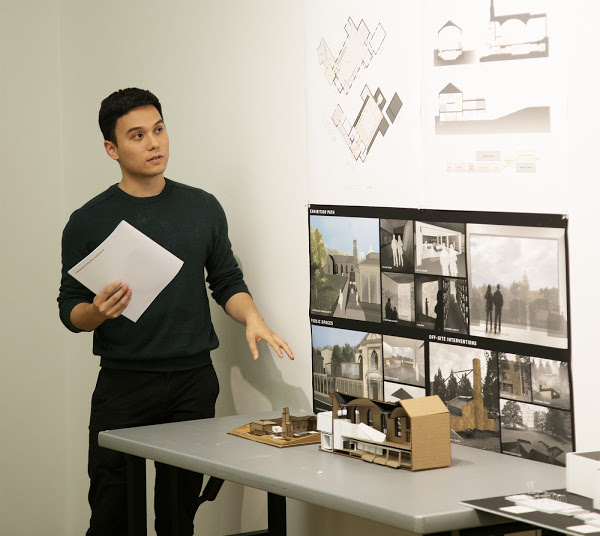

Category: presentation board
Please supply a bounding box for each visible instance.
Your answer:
[309,205,572,466]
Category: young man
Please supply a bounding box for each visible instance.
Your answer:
[58,88,293,536]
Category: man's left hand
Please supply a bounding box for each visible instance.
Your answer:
[245,313,294,361]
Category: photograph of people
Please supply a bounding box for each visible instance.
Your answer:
[441,277,469,334]
[380,219,414,273]
[310,216,381,322]
[484,284,494,331]
[468,223,568,348]
[414,221,466,277]
[414,275,442,330]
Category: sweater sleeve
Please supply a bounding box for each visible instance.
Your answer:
[204,196,250,308]
[57,215,95,333]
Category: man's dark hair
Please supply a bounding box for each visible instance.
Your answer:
[98,88,163,144]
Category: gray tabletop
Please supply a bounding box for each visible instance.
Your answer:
[99,411,566,534]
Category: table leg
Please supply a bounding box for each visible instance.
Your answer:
[126,455,147,536]
[267,492,286,536]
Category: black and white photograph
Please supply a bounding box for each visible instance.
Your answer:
[311,325,383,412]
[380,219,414,273]
[310,215,381,322]
[500,400,572,466]
[531,357,571,410]
[415,274,443,330]
[383,382,426,403]
[429,343,500,453]
[498,353,532,403]
[382,273,415,326]
[414,221,466,277]
[441,277,469,334]
[383,335,425,387]
[468,223,568,349]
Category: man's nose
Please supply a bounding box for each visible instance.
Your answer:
[147,133,159,149]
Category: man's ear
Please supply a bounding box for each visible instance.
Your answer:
[104,140,119,161]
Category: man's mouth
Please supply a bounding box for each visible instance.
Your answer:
[148,155,163,162]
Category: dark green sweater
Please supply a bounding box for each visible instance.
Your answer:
[58,179,249,371]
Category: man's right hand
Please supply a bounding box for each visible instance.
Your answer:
[70,280,132,331]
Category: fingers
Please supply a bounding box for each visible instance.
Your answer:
[94,280,132,319]
[269,333,294,361]
[247,329,294,361]
[246,333,259,361]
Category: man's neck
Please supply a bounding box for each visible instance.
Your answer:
[118,175,166,197]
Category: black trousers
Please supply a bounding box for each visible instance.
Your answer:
[87,364,220,536]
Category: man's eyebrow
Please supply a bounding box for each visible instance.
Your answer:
[125,119,165,135]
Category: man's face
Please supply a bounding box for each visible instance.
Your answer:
[105,105,169,181]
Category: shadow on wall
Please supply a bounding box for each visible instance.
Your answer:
[211,305,310,416]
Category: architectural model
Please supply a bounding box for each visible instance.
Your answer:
[229,408,320,448]
[317,392,451,471]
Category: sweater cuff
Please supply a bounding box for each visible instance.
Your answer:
[59,299,88,333]
[218,284,251,310]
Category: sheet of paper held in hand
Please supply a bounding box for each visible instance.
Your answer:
[68,220,184,322]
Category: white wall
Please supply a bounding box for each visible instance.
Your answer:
[2,1,599,536]
[0,2,68,535]
[567,3,600,452]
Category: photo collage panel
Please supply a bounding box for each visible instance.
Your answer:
[309,205,572,466]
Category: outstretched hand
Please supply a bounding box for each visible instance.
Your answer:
[245,313,294,361]
[224,292,294,361]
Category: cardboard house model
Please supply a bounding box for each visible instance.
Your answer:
[317,392,451,471]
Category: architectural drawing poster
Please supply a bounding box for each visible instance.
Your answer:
[306,0,423,208]
[309,205,573,466]
[307,0,569,214]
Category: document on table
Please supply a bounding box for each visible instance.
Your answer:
[68,220,184,322]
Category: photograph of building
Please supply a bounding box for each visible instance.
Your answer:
[429,344,500,452]
[312,326,383,412]
[310,215,381,322]
[531,357,571,410]
[383,336,425,387]
[498,353,532,403]
[500,400,572,466]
